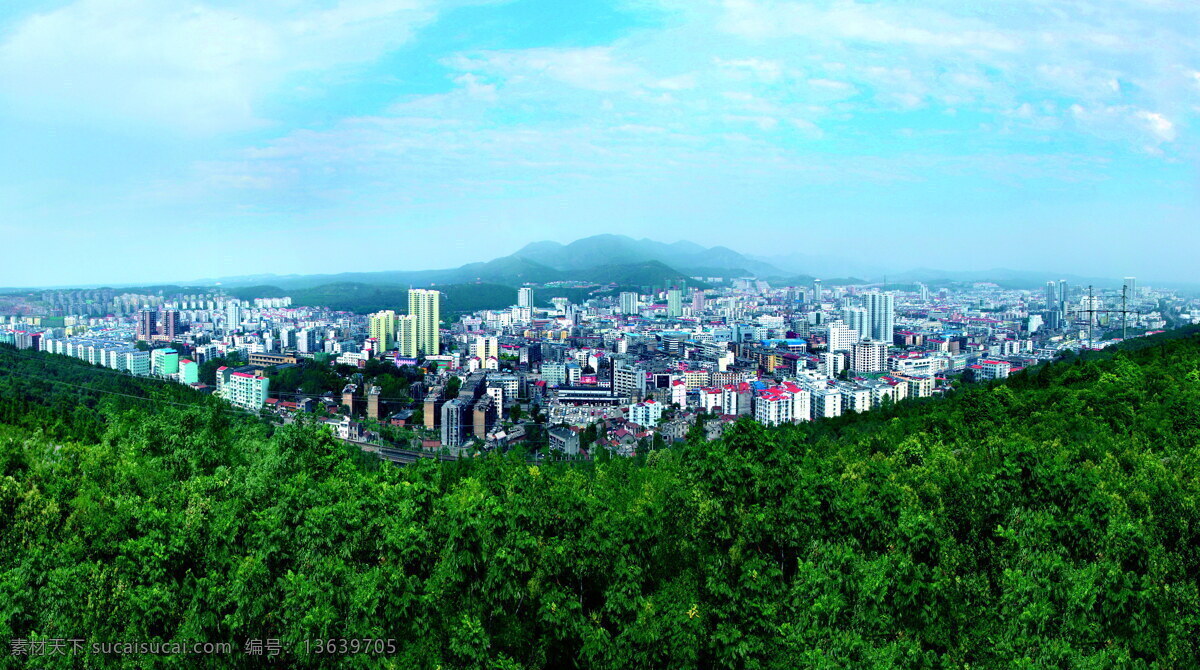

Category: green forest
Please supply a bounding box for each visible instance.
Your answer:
[2,329,1200,668]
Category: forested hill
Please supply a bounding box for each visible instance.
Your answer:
[3,330,1200,668]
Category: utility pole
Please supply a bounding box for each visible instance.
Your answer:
[1066,284,1141,349]
[1122,284,1128,341]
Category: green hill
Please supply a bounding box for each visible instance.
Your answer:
[224,282,521,315]
[2,329,1200,666]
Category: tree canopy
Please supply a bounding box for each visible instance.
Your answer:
[2,329,1200,667]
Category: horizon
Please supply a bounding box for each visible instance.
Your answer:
[0,231,1170,292]
[2,1,1198,286]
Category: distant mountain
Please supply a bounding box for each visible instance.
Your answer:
[511,234,783,277]
[164,235,1144,296]
[888,267,1120,289]
[573,261,703,288]
[186,235,763,292]
[449,256,563,285]
[752,253,896,281]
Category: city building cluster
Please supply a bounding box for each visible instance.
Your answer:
[1,275,1193,456]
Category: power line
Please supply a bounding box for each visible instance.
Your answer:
[0,346,419,403]
[0,347,249,415]
[0,367,249,416]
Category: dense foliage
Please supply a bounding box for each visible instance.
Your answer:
[2,330,1200,668]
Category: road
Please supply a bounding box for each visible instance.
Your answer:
[341,438,459,464]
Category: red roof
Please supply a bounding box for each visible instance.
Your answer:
[231,372,257,379]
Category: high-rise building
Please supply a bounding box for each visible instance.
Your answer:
[226,302,242,331]
[812,279,823,304]
[1123,277,1137,300]
[397,315,418,357]
[440,398,467,447]
[667,289,683,318]
[1045,281,1058,310]
[851,341,888,373]
[840,306,867,341]
[865,293,895,343]
[297,328,318,354]
[471,335,498,361]
[369,310,398,351]
[279,327,297,350]
[160,309,180,340]
[135,308,157,342]
[1058,280,1069,313]
[827,323,858,352]
[408,289,441,356]
[619,292,640,315]
[518,287,534,309]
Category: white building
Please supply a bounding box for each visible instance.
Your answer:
[215,367,270,410]
[851,341,888,373]
[810,387,843,419]
[123,350,151,376]
[627,400,663,428]
[828,323,858,352]
[755,391,793,426]
[840,307,867,342]
[865,292,895,343]
[619,291,640,315]
[518,287,535,309]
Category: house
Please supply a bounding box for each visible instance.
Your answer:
[548,426,581,456]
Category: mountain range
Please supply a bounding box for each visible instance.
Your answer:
[5,234,1150,294]
[193,234,1128,292]
[192,234,778,291]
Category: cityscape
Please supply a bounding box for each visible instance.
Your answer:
[0,255,1190,460]
[2,0,1199,666]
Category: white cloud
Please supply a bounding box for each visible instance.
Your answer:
[446,47,643,93]
[0,0,450,133]
[1136,111,1176,142]
[714,57,783,82]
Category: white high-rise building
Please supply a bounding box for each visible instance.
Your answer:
[408,289,441,356]
[225,302,241,331]
[297,328,318,354]
[865,293,895,343]
[667,289,683,317]
[518,287,535,309]
[1123,277,1137,300]
[619,292,640,315]
[851,341,888,373]
[841,307,868,341]
[397,315,418,357]
[827,323,858,352]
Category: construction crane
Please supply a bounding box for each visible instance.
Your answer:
[1064,285,1142,348]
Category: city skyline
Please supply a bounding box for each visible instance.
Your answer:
[2,0,1198,286]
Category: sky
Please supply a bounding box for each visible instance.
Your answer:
[1,0,1198,287]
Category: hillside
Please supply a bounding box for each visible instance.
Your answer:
[226,282,521,315]
[198,235,776,292]
[2,330,1200,666]
[511,234,782,277]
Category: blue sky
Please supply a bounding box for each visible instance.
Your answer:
[1,0,1197,286]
